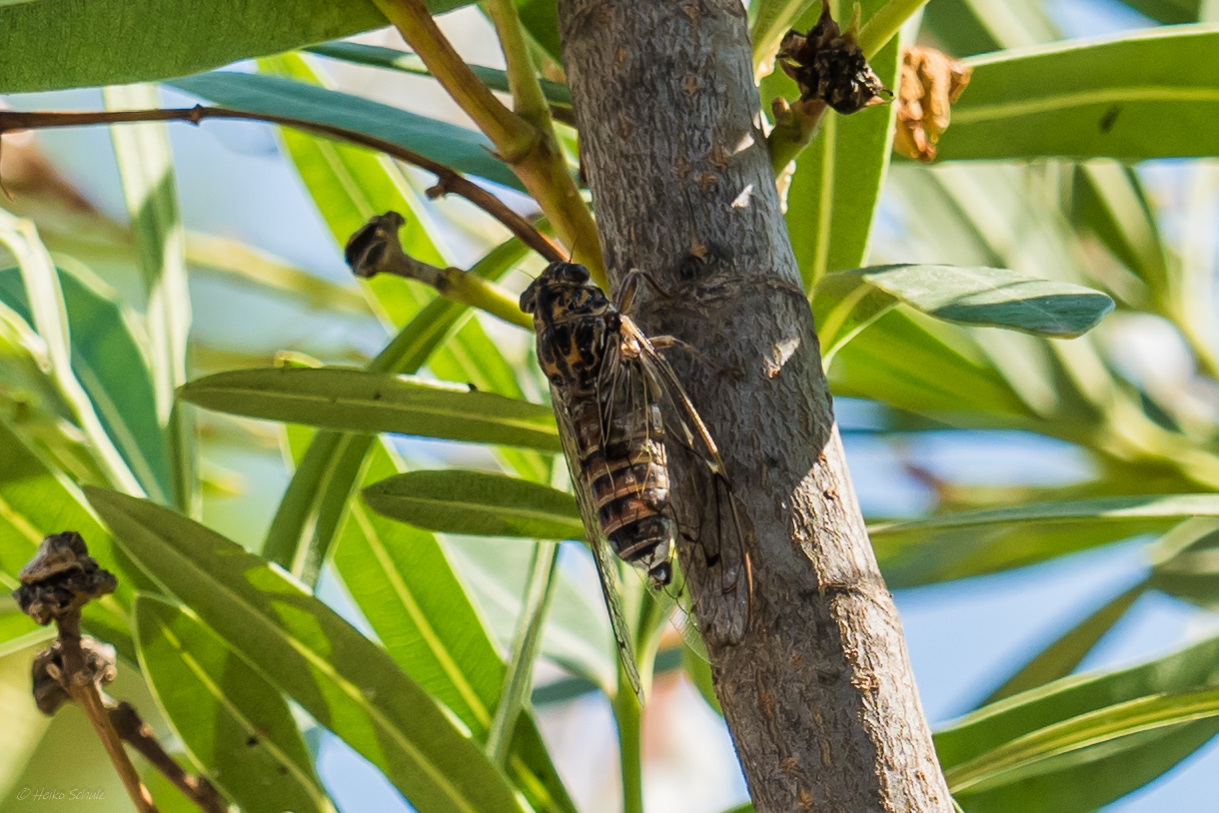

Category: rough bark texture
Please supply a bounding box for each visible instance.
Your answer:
[557,2,953,811]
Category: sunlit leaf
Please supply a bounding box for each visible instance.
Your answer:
[330,441,581,813]
[872,494,1219,587]
[363,470,582,540]
[937,633,1219,812]
[0,0,495,92]
[134,595,331,813]
[0,267,171,503]
[87,488,527,813]
[103,83,196,513]
[940,26,1219,161]
[181,368,560,451]
[0,422,141,659]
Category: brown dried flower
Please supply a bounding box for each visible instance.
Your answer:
[776,2,891,115]
[893,46,973,162]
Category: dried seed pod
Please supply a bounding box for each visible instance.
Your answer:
[776,2,891,115]
[345,211,406,278]
[893,46,973,162]
[13,531,117,625]
[31,637,118,715]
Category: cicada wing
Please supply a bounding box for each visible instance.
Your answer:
[552,389,645,702]
[666,561,710,662]
[626,319,754,647]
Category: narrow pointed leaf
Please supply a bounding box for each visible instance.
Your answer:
[104,83,196,513]
[939,26,1219,161]
[331,442,580,813]
[947,687,1219,794]
[872,494,1219,587]
[0,422,139,659]
[0,267,171,502]
[134,595,331,813]
[180,368,560,451]
[86,488,526,813]
[364,471,583,540]
[936,633,1219,812]
[0,0,473,93]
[168,72,524,192]
[823,264,1114,342]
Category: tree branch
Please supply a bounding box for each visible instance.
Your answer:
[0,107,563,264]
[371,0,606,284]
[557,0,951,810]
[486,0,553,126]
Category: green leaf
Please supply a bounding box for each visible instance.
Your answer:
[936,633,1219,812]
[0,0,391,93]
[978,581,1146,706]
[331,442,580,813]
[751,0,818,68]
[0,209,142,495]
[86,488,527,813]
[817,264,1114,358]
[168,72,524,193]
[0,267,171,503]
[103,83,196,514]
[1150,524,1219,611]
[133,595,332,813]
[181,368,560,451]
[0,642,53,801]
[948,687,1219,794]
[872,494,1219,588]
[363,470,583,540]
[515,0,563,64]
[782,39,900,290]
[1069,162,1170,305]
[306,41,572,107]
[939,26,1219,161]
[1118,0,1203,23]
[828,307,1034,420]
[260,244,524,579]
[254,54,544,578]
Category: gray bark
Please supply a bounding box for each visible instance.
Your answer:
[557,1,953,811]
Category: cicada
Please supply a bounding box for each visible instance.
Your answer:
[520,262,751,698]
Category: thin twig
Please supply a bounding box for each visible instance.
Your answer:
[346,212,533,329]
[56,615,160,813]
[0,107,564,264]
[767,99,829,174]
[109,701,227,813]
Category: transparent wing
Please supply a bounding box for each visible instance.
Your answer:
[551,388,645,701]
[624,317,754,647]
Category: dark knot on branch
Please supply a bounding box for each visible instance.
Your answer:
[14,531,117,625]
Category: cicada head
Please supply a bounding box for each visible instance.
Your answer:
[520,262,611,325]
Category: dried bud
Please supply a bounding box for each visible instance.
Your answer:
[777,2,891,115]
[345,211,406,278]
[893,46,973,162]
[32,637,118,715]
[13,532,116,625]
